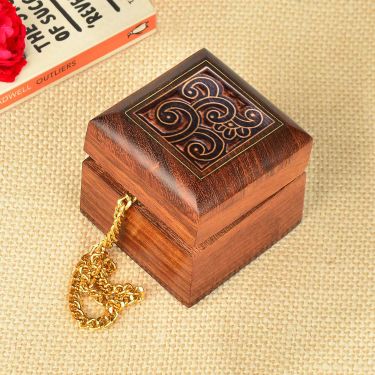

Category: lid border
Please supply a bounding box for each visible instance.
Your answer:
[125,58,284,180]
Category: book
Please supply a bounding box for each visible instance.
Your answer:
[0,0,156,113]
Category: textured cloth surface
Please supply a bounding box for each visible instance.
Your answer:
[0,1,374,374]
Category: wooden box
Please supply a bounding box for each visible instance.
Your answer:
[81,49,313,307]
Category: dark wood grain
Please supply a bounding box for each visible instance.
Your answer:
[81,49,313,306]
[81,158,306,306]
[84,49,312,247]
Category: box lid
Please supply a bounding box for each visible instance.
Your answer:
[84,49,312,247]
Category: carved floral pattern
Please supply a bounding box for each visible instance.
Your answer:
[135,68,275,172]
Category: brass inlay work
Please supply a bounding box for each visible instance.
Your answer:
[126,60,283,179]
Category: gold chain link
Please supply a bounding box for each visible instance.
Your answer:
[69,193,144,329]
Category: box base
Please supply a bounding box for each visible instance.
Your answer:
[80,158,306,307]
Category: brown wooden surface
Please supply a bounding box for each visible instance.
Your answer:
[84,49,313,247]
[81,158,306,306]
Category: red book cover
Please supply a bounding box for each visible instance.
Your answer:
[0,0,156,112]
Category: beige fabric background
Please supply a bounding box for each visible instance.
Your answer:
[1,1,374,374]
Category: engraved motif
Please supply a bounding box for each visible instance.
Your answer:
[129,65,281,178]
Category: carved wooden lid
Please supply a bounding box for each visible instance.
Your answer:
[84,49,312,246]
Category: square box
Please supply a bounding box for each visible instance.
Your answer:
[81,49,313,306]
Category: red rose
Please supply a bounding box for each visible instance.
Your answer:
[0,0,26,83]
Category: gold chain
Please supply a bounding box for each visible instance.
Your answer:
[68,194,144,329]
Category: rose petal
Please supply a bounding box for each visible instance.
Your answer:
[0,1,27,82]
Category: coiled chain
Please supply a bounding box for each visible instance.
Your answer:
[69,194,144,329]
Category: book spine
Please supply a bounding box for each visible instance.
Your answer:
[0,14,156,112]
